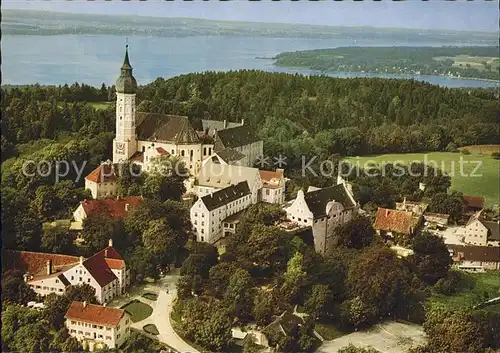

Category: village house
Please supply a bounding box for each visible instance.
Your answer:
[285,183,358,253]
[447,244,500,271]
[373,207,422,244]
[260,169,285,204]
[73,196,143,224]
[190,181,252,243]
[65,301,130,351]
[463,195,485,216]
[110,45,262,175]
[4,240,130,303]
[463,210,500,247]
[423,212,450,230]
[85,162,119,200]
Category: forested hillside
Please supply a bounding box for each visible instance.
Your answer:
[274,46,500,81]
[137,71,499,157]
[2,72,499,164]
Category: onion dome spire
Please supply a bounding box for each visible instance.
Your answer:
[116,44,137,94]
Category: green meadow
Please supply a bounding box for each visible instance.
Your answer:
[345,152,499,207]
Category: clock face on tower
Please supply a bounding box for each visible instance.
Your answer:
[116,142,125,154]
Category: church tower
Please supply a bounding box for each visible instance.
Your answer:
[113,45,138,163]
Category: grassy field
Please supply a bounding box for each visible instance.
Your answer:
[56,101,112,110]
[429,271,500,311]
[434,55,500,72]
[345,151,500,207]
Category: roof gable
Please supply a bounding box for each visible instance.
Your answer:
[449,244,500,262]
[65,301,125,326]
[81,196,143,219]
[374,208,414,235]
[82,253,118,287]
[304,184,356,218]
[136,112,200,144]
[3,250,79,276]
[215,125,260,149]
[86,163,118,184]
[463,195,485,209]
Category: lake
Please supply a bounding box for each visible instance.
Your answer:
[3,35,499,88]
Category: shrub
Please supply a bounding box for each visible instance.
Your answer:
[461,148,471,155]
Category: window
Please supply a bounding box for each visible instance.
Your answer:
[36,285,41,289]
[201,229,204,234]
[98,334,103,339]
[266,189,270,196]
[56,279,59,284]
[117,325,120,330]
[201,236,205,242]
[43,286,48,290]
[71,276,74,280]
[78,331,83,335]
[126,319,129,325]
[71,321,76,325]
[181,150,185,157]
[106,336,112,340]
[194,220,197,225]
[117,334,121,339]
[93,325,97,329]
[85,332,90,336]
[99,326,103,330]
[88,278,91,283]
[71,329,76,333]
[298,218,301,222]
[59,289,63,292]
[79,277,82,282]
[106,327,111,331]
[126,327,129,333]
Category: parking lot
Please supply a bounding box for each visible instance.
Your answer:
[317,321,427,353]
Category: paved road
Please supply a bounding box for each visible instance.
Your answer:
[156,288,200,353]
[111,271,199,353]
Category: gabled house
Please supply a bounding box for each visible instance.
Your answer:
[374,208,421,244]
[463,195,485,216]
[448,244,500,271]
[463,210,500,246]
[85,162,119,200]
[260,169,285,204]
[4,240,130,303]
[190,181,252,243]
[65,301,131,351]
[214,125,263,168]
[73,196,143,225]
[285,183,358,253]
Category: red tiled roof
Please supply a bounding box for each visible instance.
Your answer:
[3,250,79,277]
[65,301,125,327]
[96,245,126,270]
[463,195,484,209]
[82,253,118,287]
[130,151,144,163]
[86,164,117,184]
[260,170,284,189]
[374,208,414,235]
[156,147,170,155]
[81,196,143,219]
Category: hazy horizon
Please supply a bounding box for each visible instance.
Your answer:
[3,0,499,32]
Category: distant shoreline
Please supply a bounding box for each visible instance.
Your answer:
[275,64,500,84]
